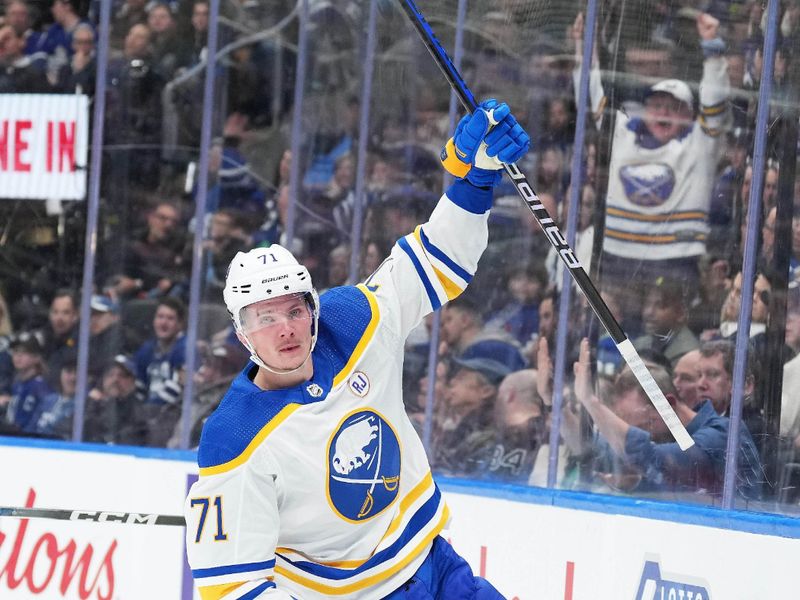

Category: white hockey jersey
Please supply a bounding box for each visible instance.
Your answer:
[184,180,492,599]
[577,54,730,260]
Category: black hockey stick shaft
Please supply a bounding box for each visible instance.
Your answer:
[0,506,186,527]
[396,0,694,449]
[398,0,622,342]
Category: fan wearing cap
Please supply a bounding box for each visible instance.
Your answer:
[572,12,730,312]
[88,295,124,380]
[85,354,147,445]
[185,100,529,599]
[433,356,511,476]
[3,332,55,434]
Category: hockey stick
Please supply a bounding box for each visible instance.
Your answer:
[0,506,186,527]
[396,0,694,450]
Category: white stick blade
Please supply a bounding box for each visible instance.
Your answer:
[617,339,695,450]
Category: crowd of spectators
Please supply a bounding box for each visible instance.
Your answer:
[2,0,800,509]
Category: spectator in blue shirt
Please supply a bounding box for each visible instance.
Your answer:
[133,296,186,406]
[3,332,54,434]
[31,0,92,82]
[572,338,764,500]
[485,262,548,347]
[32,359,76,438]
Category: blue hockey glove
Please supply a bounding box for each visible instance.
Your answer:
[440,99,530,187]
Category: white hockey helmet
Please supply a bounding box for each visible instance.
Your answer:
[224,246,320,366]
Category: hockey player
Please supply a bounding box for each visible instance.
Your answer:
[572,12,730,306]
[184,99,529,599]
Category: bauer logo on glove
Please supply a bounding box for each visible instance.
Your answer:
[441,99,531,188]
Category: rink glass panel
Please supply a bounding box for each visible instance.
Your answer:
[3,0,799,517]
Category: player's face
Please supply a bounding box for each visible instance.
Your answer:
[644,93,692,144]
[241,294,313,371]
[696,353,732,414]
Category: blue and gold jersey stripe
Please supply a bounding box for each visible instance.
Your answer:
[398,236,442,311]
[605,228,707,244]
[413,228,467,301]
[198,581,246,600]
[278,472,436,569]
[416,226,472,283]
[199,405,301,476]
[332,284,380,388]
[198,579,277,600]
[193,558,276,579]
[275,500,449,595]
[237,581,277,599]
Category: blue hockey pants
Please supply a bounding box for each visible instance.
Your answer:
[382,536,505,599]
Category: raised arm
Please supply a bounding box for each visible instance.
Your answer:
[571,12,606,130]
[696,13,731,136]
[365,100,529,341]
[573,338,631,457]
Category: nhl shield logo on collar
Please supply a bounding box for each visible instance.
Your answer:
[306,383,324,397]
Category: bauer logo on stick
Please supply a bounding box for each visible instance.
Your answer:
[327,410,400,522]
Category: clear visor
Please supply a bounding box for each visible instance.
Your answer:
[239,293,313,334]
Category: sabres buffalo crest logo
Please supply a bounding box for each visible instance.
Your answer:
[327,409,401,522]
[619,163,675,207]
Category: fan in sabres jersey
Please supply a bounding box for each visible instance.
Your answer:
[184,99,529,599]
[572,11,730,304]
